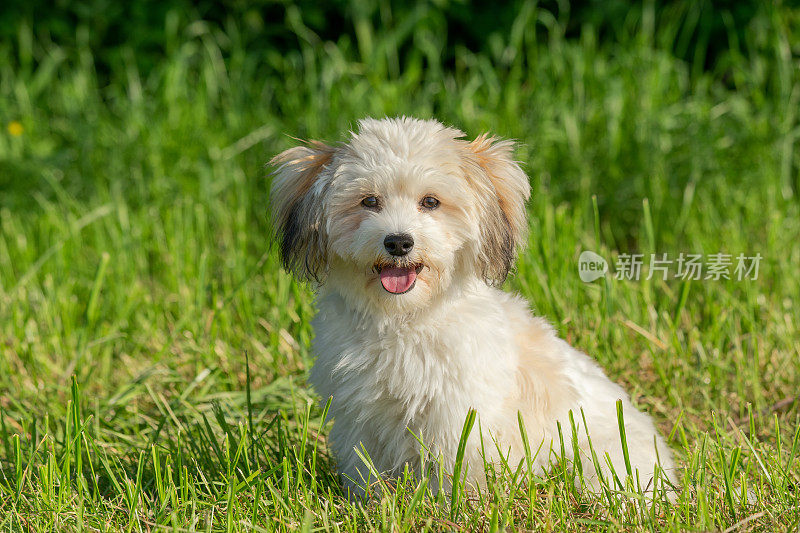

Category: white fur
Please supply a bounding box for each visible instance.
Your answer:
[269,117,677,497]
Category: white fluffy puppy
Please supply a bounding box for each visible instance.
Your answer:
[269,117,676,496]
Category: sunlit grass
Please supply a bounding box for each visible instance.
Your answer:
[1,2,799,530]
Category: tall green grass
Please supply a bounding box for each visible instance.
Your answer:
[1,2,799,530]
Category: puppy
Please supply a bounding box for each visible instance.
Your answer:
[269,117,676,497]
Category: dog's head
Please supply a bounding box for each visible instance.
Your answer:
[269,117,530,313]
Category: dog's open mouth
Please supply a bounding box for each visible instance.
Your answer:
[374,264,423,294]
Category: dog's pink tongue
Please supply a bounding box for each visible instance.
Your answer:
[380,266,417,294]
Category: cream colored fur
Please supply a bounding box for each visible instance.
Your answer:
[269,117,676,497]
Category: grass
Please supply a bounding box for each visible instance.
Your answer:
[1,2,799,530]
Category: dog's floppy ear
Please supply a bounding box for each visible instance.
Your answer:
[269,141,337,280]
[461,134,530,283]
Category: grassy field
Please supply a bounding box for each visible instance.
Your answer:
[1,2,799,531]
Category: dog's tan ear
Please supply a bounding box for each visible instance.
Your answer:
[461,134,531,283]
[269,141,337,280]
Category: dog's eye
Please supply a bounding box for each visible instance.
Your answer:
[421,196,440,209]
[361,196,380,209]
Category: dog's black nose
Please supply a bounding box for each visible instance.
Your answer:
[384,233,414,256]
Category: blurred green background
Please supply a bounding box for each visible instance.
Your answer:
[0,0,768,74]
[1,0,798,237]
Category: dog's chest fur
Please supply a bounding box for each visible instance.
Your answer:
[310,284,520,472]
